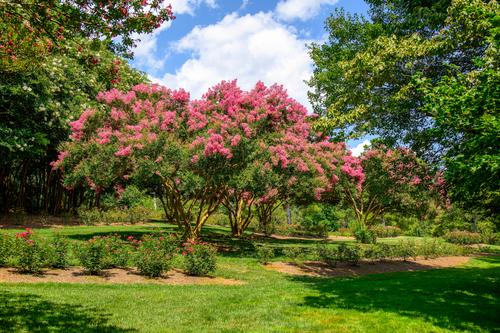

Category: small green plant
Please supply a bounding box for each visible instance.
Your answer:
[282,246,303,262]
[77,237,107,274]
[370,225,402,238]
[255,244,275,265]
[395,239,418,261]
[337,243,361,266]
[47,234,70,269]
[101,235,130,268]
[352,222,376,244]
[77,207,102,225]
[183,241,217,276]
[315,243,338,267]
[443,231,481,245]
[0,233,13,267]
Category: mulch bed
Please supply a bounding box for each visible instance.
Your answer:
[0,267,244,285]
[265,256,472,277]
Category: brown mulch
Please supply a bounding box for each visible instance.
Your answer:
[0,267,244,285]
[265,256,472,277]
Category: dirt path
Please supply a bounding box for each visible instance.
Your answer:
[0,267,244,285]
[265,256,472,277]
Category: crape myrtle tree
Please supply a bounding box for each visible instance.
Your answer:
[338,144,447,228]
[0,0,175,69]
[53,80,350,239]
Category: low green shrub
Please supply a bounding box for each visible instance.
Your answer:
[255,244,275,265]
[14,229,46,274]
[394,239,418,261]
[282,246,304,262]
[77,208,102,225]
[315,243,338,267]
[352,222,376,244]
[478,221,498,245]
[47,234,70,269]
[183,241,217,276]
[135,235,173,278]
[443,231,481,245]
[337,243,361,266]
[77,237,108,274]
[0,233,13,267]
[370,225,402,238]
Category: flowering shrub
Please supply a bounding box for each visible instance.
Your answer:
[14,229,46,274]
[135,234,175,278]
[443,231,482,245]
[47,234,70,269]
[183,241,217,276]
[394,239,419,261]
[77,237,108,274]
[101,235,131,268]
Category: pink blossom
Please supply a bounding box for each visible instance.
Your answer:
[115,145,132,157]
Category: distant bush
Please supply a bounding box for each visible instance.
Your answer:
[299,203,339,237]
[337,243,361,266]
[315,243,338,267]
[352,222,376,244]
[255,244,275,265]
[336,227,352,236]
[478,221,498,245]
[443,231,481,245]
[371,225,402,238]
[183,241,217,276]
[394,239,418,261]
[282,247,304,262]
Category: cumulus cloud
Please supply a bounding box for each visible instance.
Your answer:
[132,21,172,70]
[275,0,339,21]
[169,0,217,16]
[153,12,314,108]
[350,140,371,157]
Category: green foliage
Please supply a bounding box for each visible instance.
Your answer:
[77,237,108,274]
[0,233,13,267]
[282,247,305,262]
[46,234,70,269]
[315,243,338,267]
[337,243,361,266]
[183,242,217,276]
[395,239,419,261]
[299,203,339,237]
[14,235,46,274]
[443,231,482,245]
[135,235,174,278]
[370,225,402,238]
[255,244,275,265]
[352,221,377,244]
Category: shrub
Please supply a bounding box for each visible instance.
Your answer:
[443,231,481,245]
[0,233,13,267]
[47,234,70,269]
[336,227,352,236]
[352,222,376,244]
[337,243,361,266]
[315,243,338,267]
[255,244,275,265]
[77,208,102,225]
[478,221,498,245]
[282,247,304,262]
[14,229,46,274]
[135,235,173,278]
[394,239,418,261]
[101,235,131,268]
[77,237,107,274]
[370,225,402,238]
[183,241,217,276]
[300,203,339,237]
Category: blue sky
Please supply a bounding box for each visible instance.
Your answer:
[129,0,370,153]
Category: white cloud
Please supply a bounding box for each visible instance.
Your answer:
[169,0,217,16]
[350,140,371,157]
[275,0,339,21]
[132,21,172,70]
[153,12,314,109]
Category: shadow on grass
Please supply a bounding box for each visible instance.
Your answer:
[0,291,135,333]
[289,256,500,332]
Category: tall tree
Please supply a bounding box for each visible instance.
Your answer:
[309,0,499,213]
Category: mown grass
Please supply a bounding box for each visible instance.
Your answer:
[0,224,499,333]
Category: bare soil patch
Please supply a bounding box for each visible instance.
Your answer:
[0,267,244,285]
[265,256,471,277]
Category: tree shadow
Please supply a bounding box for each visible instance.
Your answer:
[288,256,500,332]
[0,291,136,333]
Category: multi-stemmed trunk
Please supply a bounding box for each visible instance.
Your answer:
[255,200,281,235]
[159,177,222,240]
[222,191,255,237]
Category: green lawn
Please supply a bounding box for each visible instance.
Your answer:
[1,224,499,333]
